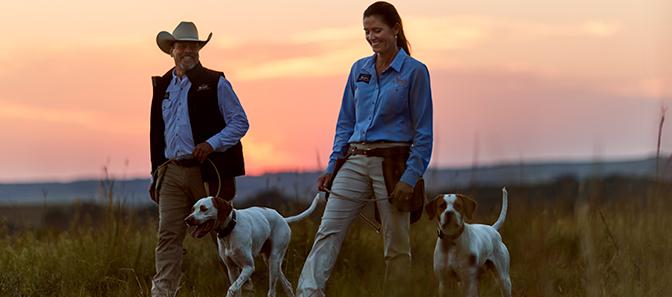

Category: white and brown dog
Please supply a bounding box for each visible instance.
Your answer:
[426,188,511,297]
[184,193,325,297]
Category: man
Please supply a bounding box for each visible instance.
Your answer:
[149,21,249,297]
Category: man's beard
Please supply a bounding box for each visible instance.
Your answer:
[180,61,197,71]
[179,56,198,71]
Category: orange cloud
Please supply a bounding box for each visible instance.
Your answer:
[0,2,668,181]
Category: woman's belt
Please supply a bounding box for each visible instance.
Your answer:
[347,143,411,158]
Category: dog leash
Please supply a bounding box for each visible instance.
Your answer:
[152,156,223,198]
[323,188,388,202]
[204,158,222,198]
[323,188,382,233]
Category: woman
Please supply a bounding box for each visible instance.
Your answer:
[297,2,433,296]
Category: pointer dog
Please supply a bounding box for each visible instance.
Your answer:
[426,188,511,297]
[185,193,325,297]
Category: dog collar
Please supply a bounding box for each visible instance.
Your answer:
[437,222,463,241]
[217,210,237,238]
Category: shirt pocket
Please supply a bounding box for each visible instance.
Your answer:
[388,78,411,109]
[354,81,374,103]
[161,98,173,119]
[377,80,410,123]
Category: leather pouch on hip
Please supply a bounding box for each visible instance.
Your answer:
[382,151,425,223]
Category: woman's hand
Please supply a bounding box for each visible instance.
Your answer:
[317,173,333,192]
[390,181,414,211]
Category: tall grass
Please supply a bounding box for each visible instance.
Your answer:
[1,177,671,296]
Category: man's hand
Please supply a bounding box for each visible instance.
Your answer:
[317,173,333,192]
[193,142,214,162]
[389,181,414,211]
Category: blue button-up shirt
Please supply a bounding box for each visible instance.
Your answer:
[162,72,249,159]
[326,49,433,186]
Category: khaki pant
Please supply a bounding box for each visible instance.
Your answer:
[151,162,237,297]
[151,163,207,297]
[296,153,411,297]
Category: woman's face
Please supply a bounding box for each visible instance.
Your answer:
[363,15,399,55]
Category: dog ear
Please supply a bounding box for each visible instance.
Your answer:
[457,194,477,220]
[212,197,233,218]
[425,195,444,220]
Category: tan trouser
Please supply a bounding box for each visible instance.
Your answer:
[151,163,207,297]
[296,153,411,297]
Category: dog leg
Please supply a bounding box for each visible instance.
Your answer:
[494,245,512,297]
[438,279,447,297]
[463,275,479,297]
[267,259,279,297]
[227,266,254,297]
[227,251,255,297]
[223,249,254,295]
[436,272,457,297]
[498,274,512,297]
[268,246,295,297]
[278,270,295,297]
[223,258,239,288]
[242,278,255,296]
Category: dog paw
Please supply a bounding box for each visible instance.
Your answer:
[226,288,237,297]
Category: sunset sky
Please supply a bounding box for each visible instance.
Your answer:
[0,0,670,182]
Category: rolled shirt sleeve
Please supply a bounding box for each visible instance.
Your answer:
[206,76,249,151]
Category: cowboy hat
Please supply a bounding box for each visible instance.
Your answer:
[156,21,212,54]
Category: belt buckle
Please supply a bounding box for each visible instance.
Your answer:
[351,146,370,156]
[173,158,198,167]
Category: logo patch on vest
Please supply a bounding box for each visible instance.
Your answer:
[197,84,211,92]
[356,73,372,84]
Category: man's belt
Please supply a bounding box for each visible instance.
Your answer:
[171,158,201,167]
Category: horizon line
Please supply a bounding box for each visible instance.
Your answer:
[0,153,663,185]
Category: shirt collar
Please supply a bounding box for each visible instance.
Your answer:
[171,69,190,85]
[171,63,204,83]
[388,48,408,72]
[362,48,408,73]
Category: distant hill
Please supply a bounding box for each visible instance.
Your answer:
[0,156,662,205]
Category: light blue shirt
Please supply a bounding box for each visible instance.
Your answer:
[162,73,249,159]
[326,49,433,186]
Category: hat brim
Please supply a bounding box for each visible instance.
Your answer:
[156,31,212,54]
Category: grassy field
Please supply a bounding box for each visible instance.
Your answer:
[1,176,671,297]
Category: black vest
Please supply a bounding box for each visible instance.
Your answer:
[150,63,245,180]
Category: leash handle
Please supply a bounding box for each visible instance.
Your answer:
[205,158,222,198]
[152,157,223,199]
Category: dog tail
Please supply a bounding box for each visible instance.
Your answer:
[492,187,508,231]
[284,192,325,224]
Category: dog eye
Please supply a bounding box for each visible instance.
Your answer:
[200,205,207,212]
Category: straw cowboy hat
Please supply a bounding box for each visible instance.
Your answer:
[156,21,212,54]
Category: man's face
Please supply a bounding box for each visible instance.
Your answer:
[171,41,200,72]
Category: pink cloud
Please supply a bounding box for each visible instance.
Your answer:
[0,45,668,181]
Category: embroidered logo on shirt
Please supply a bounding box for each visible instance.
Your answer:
[356,73,372,84]
[196,84,211,92]
[395,75,408,87]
